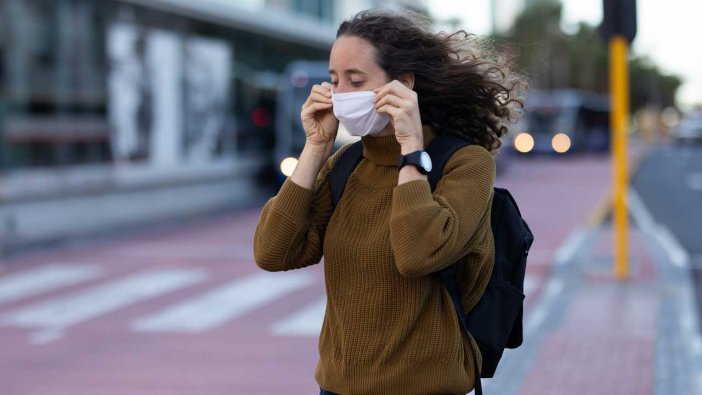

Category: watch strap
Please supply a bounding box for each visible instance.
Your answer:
[397,150,429,174]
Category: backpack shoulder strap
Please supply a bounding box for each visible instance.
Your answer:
[427,133,483,394]
[329,133,472,207]
[425,133,473,192]
[329,140,364,209]
[441,263,483,395]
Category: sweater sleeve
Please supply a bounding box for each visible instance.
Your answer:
[253,143,353,272]
[389,145,495,278]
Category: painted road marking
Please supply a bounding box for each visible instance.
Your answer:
[629,188,689,268]
[271,296,326,336]
[523,275,538,298]
[111,243,252,260]
[553,228,591,266]
[132,272,315,333]
[0,264,103,305]
[524,277,564,337]
[0,268,206,332]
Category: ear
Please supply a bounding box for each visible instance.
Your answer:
[397,73,415,90]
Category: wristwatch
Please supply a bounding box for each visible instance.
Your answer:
[397,150,433,175]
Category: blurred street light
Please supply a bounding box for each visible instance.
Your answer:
[280,157,299,177]
[514,132,535,153]
[551,133,572,153]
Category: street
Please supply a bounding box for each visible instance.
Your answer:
[0,151,616,394]
[0,0,699,393]
[633,143,702,261]
[632,142,702,329]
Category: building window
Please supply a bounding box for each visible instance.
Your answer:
[1,0,109,170]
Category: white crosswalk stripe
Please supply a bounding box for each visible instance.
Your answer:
[270,296,326,336]
[0,268,206,330]
[0,264,103,305]
[132,271,315,333]
[0,263,541,341]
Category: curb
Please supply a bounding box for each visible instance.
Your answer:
[628,187,701,394]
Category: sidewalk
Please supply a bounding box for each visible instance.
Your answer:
[483,224,702,395]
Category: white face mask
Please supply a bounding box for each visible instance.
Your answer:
[331,91,390,137]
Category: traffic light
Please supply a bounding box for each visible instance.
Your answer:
[600,0,637,43]
[601,0,636,280]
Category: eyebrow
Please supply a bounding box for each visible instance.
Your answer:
[329,68,368,76]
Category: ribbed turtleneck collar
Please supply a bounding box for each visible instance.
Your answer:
[361,125,437,166]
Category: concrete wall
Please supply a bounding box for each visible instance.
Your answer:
[0,156,271,255]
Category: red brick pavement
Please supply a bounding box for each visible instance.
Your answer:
[518,228,659,395]
[0,152,619,395]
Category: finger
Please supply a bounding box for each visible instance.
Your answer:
[302,90,332,110]
[310,91,332,104]
[390,79,408,91]
[374,82,411,103]
[376,104,401,120]
[372,81,393,99]
[302,102,333,116]
[373,83,402,105]
[311,84,332,97]
[389,79,417,98]
[301,95,313,110]
[375,93,409,110]
[320,81,333,91]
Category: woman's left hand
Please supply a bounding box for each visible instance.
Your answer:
[374,80,423,152]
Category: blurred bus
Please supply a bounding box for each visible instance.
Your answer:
[274,60,359,186]
[511,90,610,155]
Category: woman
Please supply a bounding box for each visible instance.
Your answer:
[254,9,525,395]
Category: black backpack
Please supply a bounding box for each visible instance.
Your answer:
[329,133,534,395]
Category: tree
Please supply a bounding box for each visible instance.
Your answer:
[491,1,682,110]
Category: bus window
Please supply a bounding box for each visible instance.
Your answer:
[512,90,609,155]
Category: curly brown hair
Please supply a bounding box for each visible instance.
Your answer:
[337,9,527,152]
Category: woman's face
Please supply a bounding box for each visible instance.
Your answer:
[329,35,390,94]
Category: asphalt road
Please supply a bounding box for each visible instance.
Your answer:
[632,142,702,329]
[632,143,702,259]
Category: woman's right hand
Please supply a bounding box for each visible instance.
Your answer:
[301,82,338,147]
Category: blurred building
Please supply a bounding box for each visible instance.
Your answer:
[0,0,425,253]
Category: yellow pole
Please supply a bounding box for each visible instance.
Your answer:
[609,36,630,280]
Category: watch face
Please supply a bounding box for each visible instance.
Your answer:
[420,152,432,172]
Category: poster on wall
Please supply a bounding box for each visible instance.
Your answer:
[107,22,151,163]
[184,37,232,163]
[107,21,232,166]
[146,29,183,166]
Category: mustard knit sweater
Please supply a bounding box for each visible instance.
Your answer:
[253,127,495,395]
